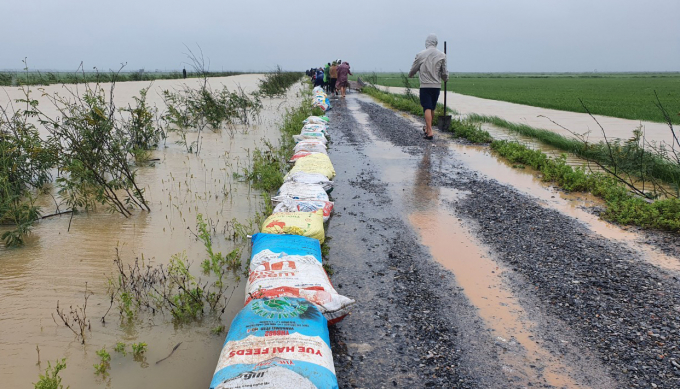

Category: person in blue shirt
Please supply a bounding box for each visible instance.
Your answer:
[314,68,325,87]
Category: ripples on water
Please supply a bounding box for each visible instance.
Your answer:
[0,76,304,388]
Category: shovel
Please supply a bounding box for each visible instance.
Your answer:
[438,41,452,131]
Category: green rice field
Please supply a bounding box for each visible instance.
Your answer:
[353,73,680,125]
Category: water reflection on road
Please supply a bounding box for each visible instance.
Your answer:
[348,92,677,387]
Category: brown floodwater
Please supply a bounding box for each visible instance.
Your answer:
[0,76,304,388]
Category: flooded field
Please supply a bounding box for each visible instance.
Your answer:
[3,80,679,388]
[0,75,304,388]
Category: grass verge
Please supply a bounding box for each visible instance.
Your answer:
[243,87,324,216]
[362,86,680,232]
[363,86,492,143]
[491,140,680,231]
[469,114,680,189]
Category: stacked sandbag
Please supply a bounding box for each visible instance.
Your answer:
[301,123,329,135]
[210,297,337,389]
[286,154,335,181]
[260,210,326,243]
[211,112,351,389]
[274,182,330,202]
[273,199,333,222]
[268,116,335,235]
[312,87,331,111]
[284,172,333,192]
[303,115,330,125]
[291,140,328,162]
[246,234,353,323]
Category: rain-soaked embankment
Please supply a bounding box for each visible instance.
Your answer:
[3,78,679,388]
[325,92,680,388]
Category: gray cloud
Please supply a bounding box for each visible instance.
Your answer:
[2,0,678,72]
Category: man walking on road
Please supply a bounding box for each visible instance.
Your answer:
[409,33,448,140]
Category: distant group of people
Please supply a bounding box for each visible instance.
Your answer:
[306,60,352,98]
[301,33,447,140]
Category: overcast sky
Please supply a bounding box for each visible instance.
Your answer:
[2,0,678,73]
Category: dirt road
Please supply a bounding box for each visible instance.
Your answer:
[326,93,680,388]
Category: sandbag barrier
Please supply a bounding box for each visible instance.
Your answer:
[210,88,351,389]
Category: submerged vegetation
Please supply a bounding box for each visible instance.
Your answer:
[471,113,680,196]
[93,347,111,375]
[491,140,680,231]
[257,66,303,97]
[41,81,152,217]
[104,214,243,324]
[90,341,147,377]
[1,59,289,247]
[161,83,263,152]
[33,358,68,389]
[0,72,157,246]
[52,284,93,344]
[198,214,242,277]
[0,87,56,246]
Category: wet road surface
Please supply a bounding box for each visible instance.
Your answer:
[327,93,680,388]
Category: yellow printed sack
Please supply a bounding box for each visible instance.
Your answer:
[286,153,336,180]
[260,210,325,243]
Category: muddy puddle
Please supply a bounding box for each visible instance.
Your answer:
[0,76,304,388]
[348,93,680,387]
[445,142,680,272]
[388,95,680,273]
[347,98,585,387]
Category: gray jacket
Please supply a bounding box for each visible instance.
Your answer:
[408,34,448,88]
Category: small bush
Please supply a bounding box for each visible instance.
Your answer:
[258,66,302,97]
[114,342,127,356]
[198,214,242,277]
[93,347,110,375]
[131,342,147,357]
[34,359,68,389]
[450,119,493,143]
